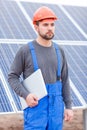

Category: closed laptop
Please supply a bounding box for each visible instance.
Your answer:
[20,69,47,109]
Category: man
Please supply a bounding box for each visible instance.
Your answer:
[8,6,73,130]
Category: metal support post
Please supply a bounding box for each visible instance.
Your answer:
[83,109,87,130]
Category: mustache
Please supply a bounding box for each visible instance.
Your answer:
[46,31,53,34]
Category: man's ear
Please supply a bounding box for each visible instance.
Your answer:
[34,24,38,32]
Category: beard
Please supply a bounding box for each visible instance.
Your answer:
[38,31,54,40]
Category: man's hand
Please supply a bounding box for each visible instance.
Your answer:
[26,93,38,107]
[64,109,74,122]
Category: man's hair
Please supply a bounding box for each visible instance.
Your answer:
[36,21,39,26]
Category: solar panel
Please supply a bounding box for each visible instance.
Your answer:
[62,45,87,107]
[0,41,87,112]
[71,90,83,106]
[0,0,36,39]
[21,2,87,40]
[0,43,22,112]
[0,79,13,112]
[63,5,87,34]
[0,0,87,40]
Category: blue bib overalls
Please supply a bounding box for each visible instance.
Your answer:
[24,42,64,130]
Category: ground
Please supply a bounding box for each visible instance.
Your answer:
[0,109,83,130]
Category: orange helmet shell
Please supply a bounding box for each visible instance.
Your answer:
[33,6,58,24]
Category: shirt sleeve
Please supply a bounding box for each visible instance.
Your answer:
[60,47,72,109]
[8,46,29,99]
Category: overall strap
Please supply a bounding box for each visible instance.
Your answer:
[53,43,61,80]
[28,42,39,71]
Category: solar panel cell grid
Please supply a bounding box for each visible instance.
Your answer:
[64,6,87,34]
[71,90,83,106]
[0,80,13,112]
[0,0,36,39]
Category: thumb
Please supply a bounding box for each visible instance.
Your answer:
[33,94,38,101]
[64,114,68,121]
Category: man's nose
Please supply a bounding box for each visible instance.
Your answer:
[48,25,53,30]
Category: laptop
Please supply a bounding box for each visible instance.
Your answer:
[20,69,47,109]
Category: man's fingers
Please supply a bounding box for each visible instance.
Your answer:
[64,109,74,122]
[33,95,38,101]
[26,93,38,107]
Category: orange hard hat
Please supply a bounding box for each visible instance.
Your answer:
[33,6,58,24]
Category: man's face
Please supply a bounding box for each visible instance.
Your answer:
[35,20,55,40]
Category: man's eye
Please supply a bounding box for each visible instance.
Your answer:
[43,24,48,26]
[43,23,55,27]
[51,23,54,26]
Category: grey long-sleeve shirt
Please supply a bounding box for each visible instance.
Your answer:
[8,40,72,109]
